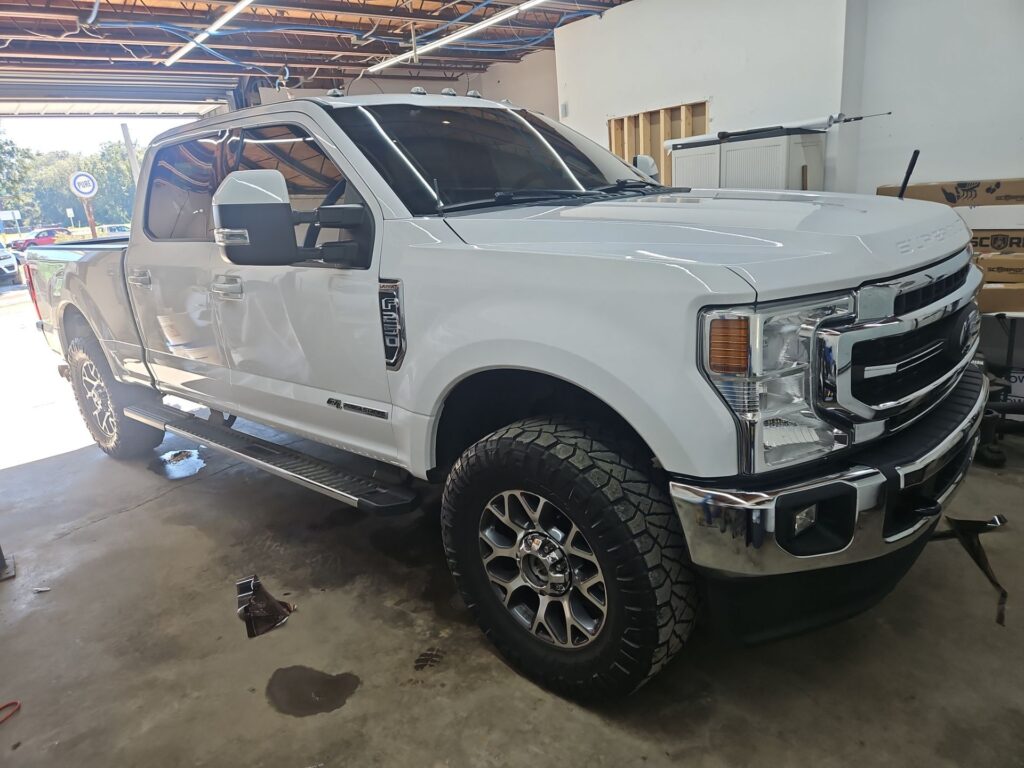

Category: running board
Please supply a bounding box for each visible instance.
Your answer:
[124,403,418,514]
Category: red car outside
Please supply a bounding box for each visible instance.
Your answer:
[9,227,72,251]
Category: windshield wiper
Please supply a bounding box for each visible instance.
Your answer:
[592,178,667,194]
[439,189,602,213]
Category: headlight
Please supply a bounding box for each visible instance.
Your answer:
[701,294,856,473]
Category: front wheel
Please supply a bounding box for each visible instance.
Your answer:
[67,337,165,458]
[441,417,698,699]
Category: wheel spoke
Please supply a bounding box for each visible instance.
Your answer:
[566,525,599,565]
[488,497,528,533]
[481,541,518,565]
[531,595,550,633]
[494,575,526,606]
[522,493,545,525]
[563,599,599,644]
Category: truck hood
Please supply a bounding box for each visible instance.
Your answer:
[443,190,971,301]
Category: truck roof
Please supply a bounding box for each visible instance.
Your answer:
[151,92,518,145]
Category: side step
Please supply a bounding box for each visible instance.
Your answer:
[124,402,418,514]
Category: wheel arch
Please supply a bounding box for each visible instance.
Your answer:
[59,302,97,353]
[429,366,659,479]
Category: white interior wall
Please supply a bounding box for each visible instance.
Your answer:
[832,0,1024,193]
[553,0,846,147]
[465,50,559,116]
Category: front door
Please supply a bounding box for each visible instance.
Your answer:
[210,117,395,461]
[126,132,233,406]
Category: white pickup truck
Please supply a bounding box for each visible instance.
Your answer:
[25,93,985,698]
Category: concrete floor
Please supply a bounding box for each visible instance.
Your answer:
[2,287,1023,767]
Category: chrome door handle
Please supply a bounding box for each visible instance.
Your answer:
[210,279,244,299]
[127,269,151,288]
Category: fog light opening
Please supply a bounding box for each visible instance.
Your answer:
[792,505,817,537]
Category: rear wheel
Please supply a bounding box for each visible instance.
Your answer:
[441,417,698,699]
[68,337,165,458]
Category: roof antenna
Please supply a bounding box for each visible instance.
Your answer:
[898,149,920,200]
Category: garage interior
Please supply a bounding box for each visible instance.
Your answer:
[2,1,1023,766]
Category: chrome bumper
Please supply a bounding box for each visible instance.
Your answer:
[670,370,987,576]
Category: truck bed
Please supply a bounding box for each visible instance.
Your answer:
[25,239,148,386]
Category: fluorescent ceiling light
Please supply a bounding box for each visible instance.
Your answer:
[367,0,552,74]
[164,0,256,67]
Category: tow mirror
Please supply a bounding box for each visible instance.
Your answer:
[632,154,660,182]
[213,169,302,266]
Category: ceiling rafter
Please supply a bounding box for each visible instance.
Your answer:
[0,0,628,107]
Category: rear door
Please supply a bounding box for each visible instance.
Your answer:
[124,132,234,405]
[210,114,395,460]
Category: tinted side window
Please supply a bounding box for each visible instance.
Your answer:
[146,135,222,240]
[227,124,361,247]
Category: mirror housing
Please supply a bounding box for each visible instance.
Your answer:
[213,170,302,266]
[317,204,365,229]
[632,154,660,182]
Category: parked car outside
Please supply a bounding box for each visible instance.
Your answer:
[10,227,72,251]
[0,245,20,284]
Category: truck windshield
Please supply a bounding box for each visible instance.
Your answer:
[330,103,650,215]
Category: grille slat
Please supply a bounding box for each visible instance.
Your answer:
[893,265,970,315]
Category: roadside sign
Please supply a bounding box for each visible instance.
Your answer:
[0,210,20,221]
[66,208,75,219]
[69,171,98,199]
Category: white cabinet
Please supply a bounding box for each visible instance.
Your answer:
[669,129,826,191]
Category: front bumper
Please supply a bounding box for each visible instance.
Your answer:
[670,365,986,577]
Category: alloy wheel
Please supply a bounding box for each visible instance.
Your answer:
[478,491,607,648]
[81,360,116,438]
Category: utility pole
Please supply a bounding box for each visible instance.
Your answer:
[120,123,141,185]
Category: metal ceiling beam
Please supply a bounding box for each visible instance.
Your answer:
[0,6,557,45]
[0,9,554,54]
[0,1,558,34]
[0,45,491,73]
[0,27,541,63]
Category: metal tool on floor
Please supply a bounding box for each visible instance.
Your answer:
[932,514,1008,625]
[236,575,295,638]
[0,701,20,726]
[0,542,15,582]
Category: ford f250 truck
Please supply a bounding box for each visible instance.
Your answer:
[25,94,985,698]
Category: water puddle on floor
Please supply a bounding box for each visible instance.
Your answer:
[148,449,205,480]
[265,666,361,717]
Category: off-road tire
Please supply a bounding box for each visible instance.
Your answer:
[67,336,165,458]
[441,416,698,699]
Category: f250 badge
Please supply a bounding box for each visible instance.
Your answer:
[379,279,406,370]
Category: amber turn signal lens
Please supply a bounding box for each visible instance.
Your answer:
[708,317,750,374]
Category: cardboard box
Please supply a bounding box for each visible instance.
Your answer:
[978,282,1024,314]
[957,204,1024,230]
[971,229,1024,253]
[877,177,1024,207]
[978,253,1024,283]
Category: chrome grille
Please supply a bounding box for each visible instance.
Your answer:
[816,247,981,443]
[893,264,970,315]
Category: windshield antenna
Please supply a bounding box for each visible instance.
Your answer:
[432,178,445,216]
